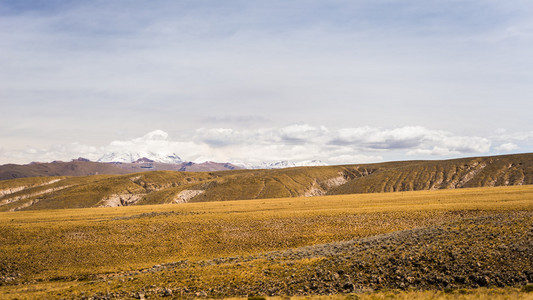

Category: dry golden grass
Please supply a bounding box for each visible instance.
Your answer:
[0,185,532,299]
[290,288,533,299]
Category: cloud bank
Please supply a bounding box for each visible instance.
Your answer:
[2,125,527,165]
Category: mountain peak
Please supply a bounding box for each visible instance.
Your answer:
[97,151,183,164]
[133,157,155,163]
[72,157,91,162]
[234,160,328,169]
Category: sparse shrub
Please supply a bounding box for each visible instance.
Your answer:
[522,284,533,293]
[443,287,454,294]
[457,288,469,294]
[248,295,266,300]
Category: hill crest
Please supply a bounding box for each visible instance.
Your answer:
[0,153,531,211]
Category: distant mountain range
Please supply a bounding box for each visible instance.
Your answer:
[97,151,183,164]
[235,159,328,169]
[0,150,329,180]
[93,150,328,168]
[0,157,241,180]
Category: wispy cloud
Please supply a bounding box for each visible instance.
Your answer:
[3,125,525,165]
[495,143,519,153]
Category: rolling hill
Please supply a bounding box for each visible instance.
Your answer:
[0,159,240,180]
[0,153,531,211]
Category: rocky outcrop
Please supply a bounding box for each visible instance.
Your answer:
[1,185,70,209]
[303,174,348,197]
[0,186,27,198]
[173,190,205,203]
[99,194,144,207]
[0,179,62,198]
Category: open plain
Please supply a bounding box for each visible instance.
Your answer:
[1,185,532,299]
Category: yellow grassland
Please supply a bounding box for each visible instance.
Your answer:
[0,185,532,299]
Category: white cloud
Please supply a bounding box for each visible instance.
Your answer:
[492,130,533,142]
[3,125,529,165]
[326,154,383,165]
[496,143,519,152]
[1,142,101,164]
[194,128,249,147]
[489,129,532,153]
[332,126,429,149]
[105,130,209,162]
[331,126,491,155]
[277,124,329,144]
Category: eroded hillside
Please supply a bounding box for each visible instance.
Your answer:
[0,153,531,211]
[328,153,532,195]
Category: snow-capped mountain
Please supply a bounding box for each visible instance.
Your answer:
[234,160,328,169]
[294,160,329,167]
[97,151,183,164]
[260,160,297,169]
[96,152,326,168]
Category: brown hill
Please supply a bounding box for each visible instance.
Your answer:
[0,160,131,180]
[328,153,532,194]
[0,160,240,180]
[0,153,531,211]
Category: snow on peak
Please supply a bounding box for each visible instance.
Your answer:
[234,160,328,169]
[294,160,329,167]
[97,151,183,164]
[263,161,296,169]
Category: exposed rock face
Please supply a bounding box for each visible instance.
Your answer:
[0,186,26,197]
[455,162,487,188]
[0,179,69,211]
[324,175,348,188]
[73,157,91,162]
[100,194,144,207]
[303,187,325,197]
[173,190,205,203]
[3,186,72,211]
[0,179,62,198]
[303,174,348,197]
[134,157,155,163]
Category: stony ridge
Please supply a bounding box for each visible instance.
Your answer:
[57,211,533,298]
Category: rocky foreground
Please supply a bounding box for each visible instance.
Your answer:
[81,211,533,299]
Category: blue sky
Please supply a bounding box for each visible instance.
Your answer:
[1,0,532,164]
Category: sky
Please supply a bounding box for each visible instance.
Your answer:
[1,0,532,165]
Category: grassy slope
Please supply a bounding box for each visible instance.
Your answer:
[0,185,532,299]
[329,153,533,194]
[0,153,532,211]
[0,161,241,181]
